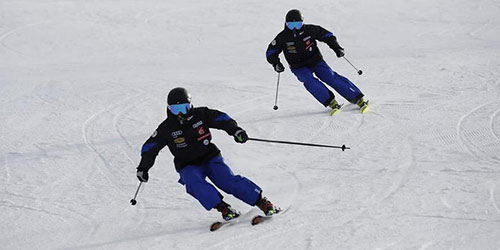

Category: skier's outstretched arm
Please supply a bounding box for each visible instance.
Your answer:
[136,128,168,182]
[203,107,248,143]
[313,25,345,58]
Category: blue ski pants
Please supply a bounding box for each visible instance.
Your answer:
[178,156,262,210]
[291,60,363,106]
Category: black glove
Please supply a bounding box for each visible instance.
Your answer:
[136,169,149,182]
[334,47,345,58]
[273,62,285,73]
[233,129,248,143]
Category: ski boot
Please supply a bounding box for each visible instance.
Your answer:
[356,98,369,114]
[215,201,240,221]
[328,99,343,116]
[256,197,277,216]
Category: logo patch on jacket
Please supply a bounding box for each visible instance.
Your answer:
[197,133,211,141]
[196,126,211,142]
[286,42,297,53]
[305,38,313,51]
[171,130,183,138]
[174,137,185,144]
[197,127,206,135]
[192,120,203,129]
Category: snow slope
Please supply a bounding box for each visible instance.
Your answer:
[1,0,500,249]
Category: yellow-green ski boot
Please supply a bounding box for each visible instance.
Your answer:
[328,99,343,116]
[357,98,369,114]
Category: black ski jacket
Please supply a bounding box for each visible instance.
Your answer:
[266,24,343,69]
[137,107,242,172]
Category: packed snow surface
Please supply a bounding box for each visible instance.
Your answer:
[1,0,500,249]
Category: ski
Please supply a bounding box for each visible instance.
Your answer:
[251,208,282,226]
[209,212,243,232]
[210,209,283,231]
[210,220,231,231]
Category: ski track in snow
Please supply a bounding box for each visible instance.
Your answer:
[220,101,418,249]
[320,110,417,247]
[79,82,157,242]
[490,183,500,216]
[112,93,148,166]
[81,82,146,193]
[0,153,9,182]
[203,96,419,249]
[457,101,500,166]
[491,100,500,142]
[0,21,54,57]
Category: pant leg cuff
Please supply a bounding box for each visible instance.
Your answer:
[350,93,365,104]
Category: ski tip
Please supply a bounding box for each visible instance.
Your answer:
[360,100,369,114]
[251,216,262,226]
[329,109,341,116]
[360,106,369,114]
[210,222,222,232]
[252,207,283,226]
[328,103,344,116]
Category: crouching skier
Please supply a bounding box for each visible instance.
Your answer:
[136,87,276,222]
[266,9,369,115]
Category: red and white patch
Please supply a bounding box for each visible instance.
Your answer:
[197,127,205,135]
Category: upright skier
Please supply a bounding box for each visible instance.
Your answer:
[136,87,276,221]
[266,9,369,115]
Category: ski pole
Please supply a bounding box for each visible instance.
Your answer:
[343,56,363,75]
[248,137,350,151]
[130,181,143,206]
[273,73,281,110]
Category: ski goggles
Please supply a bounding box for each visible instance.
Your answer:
[286,21,303,30]
[168,103,191,115]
